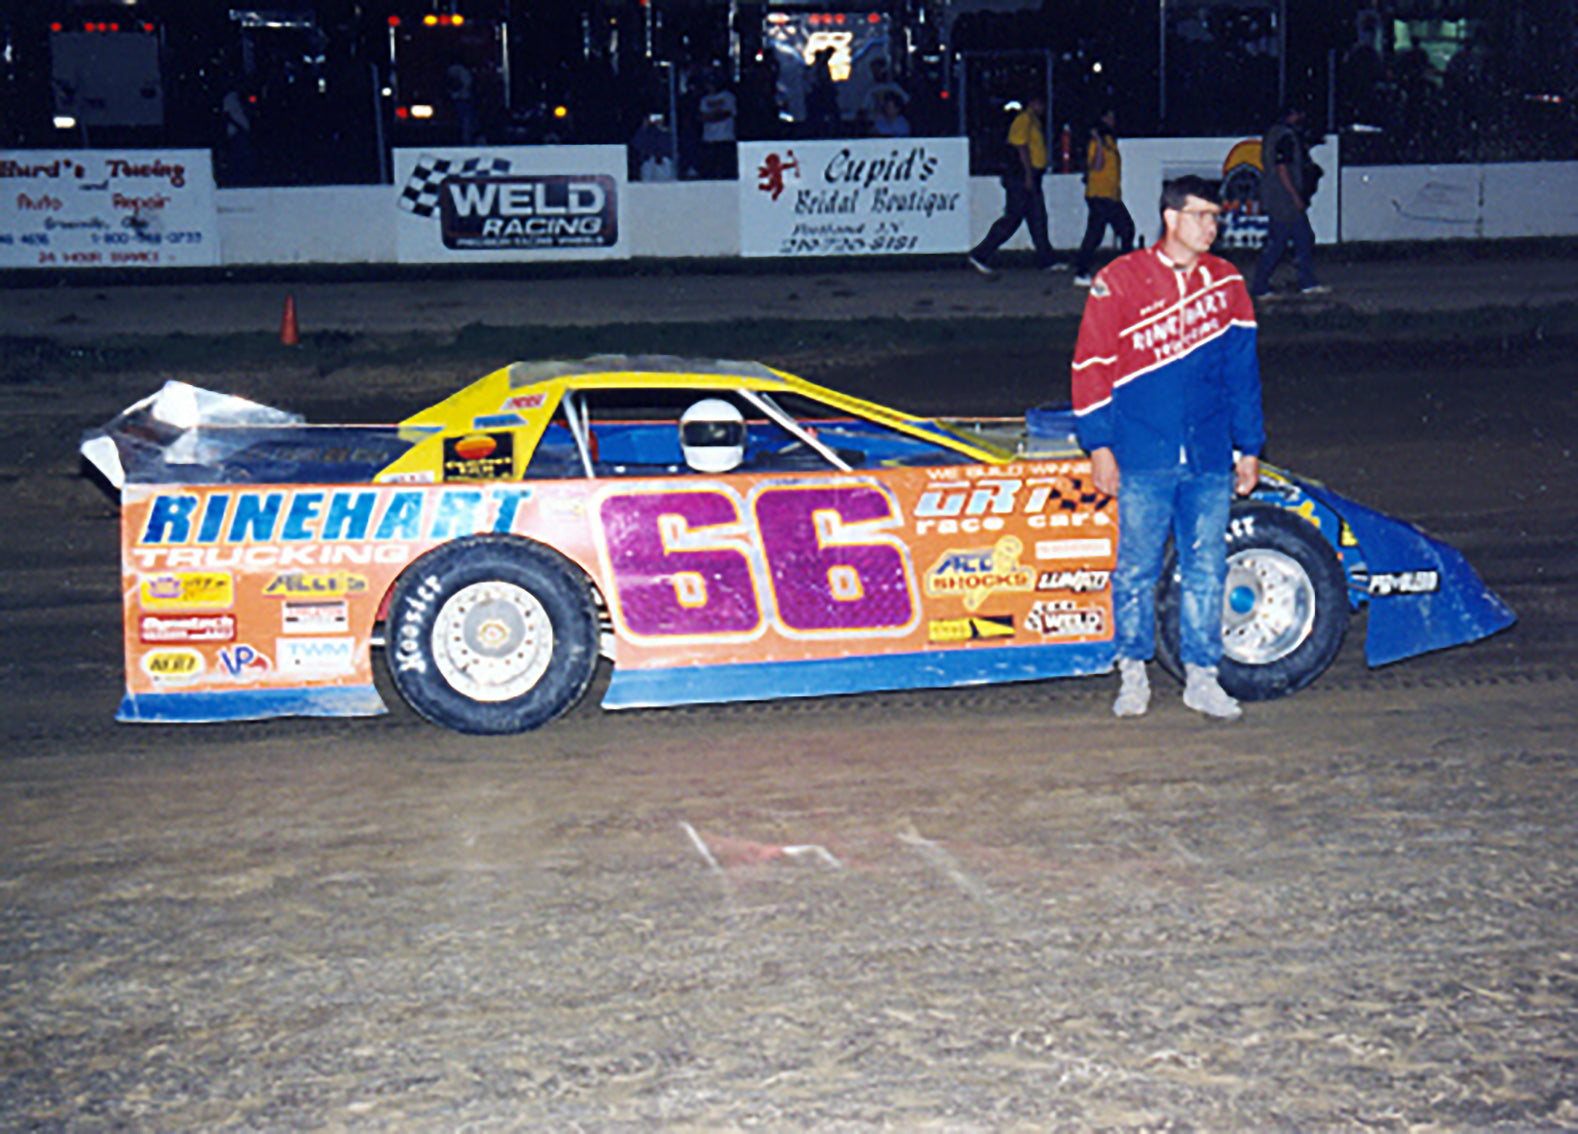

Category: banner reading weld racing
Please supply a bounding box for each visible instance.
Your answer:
[393,145,627,263]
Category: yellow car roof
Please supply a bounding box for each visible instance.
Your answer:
[398,355,1013,463]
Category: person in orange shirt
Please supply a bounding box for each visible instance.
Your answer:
[1072,108,1136,286]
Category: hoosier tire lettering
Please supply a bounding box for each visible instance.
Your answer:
[384,537,598,734]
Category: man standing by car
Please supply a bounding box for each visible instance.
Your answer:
[1071,175,1264,720]
[968,95,1059,274]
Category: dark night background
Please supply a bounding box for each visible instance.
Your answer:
[1,0,1573,187]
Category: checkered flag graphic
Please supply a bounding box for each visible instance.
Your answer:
[398,155,514,217]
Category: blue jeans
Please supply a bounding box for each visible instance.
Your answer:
[1113,466,1234,669]
[1251,210,1318,294]
[1074,196,1136,276]
[971,172,1054,269]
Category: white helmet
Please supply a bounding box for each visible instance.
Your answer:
[679,398,745,472]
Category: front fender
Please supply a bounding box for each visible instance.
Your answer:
[1263,475,1515,667]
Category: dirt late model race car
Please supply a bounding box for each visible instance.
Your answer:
[81,356,1514,735]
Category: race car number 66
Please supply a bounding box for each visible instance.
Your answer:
[597,483,920,643]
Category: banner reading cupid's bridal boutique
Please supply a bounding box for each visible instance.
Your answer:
[738,138,969,259]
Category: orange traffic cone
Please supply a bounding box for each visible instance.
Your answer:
[279,293,299,346]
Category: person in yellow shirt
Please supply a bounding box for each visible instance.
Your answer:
[1072,108,1136,287]
[968,95,1061,274]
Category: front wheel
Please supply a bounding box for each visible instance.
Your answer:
[1156,503,1348,702]
[385,536,598,734]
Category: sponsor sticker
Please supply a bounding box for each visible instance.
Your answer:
[1035,569,1111,593]
[473,413,526,429]
[1025,600,1106,639]
[501,392,546,412]
[927,615,1016,644]
[440,174,618,250]
[282,600,350,635]
[277,636,357,677]
[141,647,205,683]
[216,644,272,680]
[262,571,368,598]
[139,571,234,611]
[925,536,1034,612]
[139,613,237,644]
[442,431,515,481]
[1034,538,1113,561]
[1368,570,1440,596]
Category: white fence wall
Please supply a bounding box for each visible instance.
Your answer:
[19,148,1574,267]
[219,186,394,264]
[1340,162,1578,241]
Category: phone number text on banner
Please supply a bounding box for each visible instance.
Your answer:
[739,138,969,259]
[0,150,217,269]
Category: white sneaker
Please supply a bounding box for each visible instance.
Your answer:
[1183,665,1242,720]
[1044,261,1072,272]
[1300,284,1331,296]
[967,255,996,276]
[1112,659,1151,718]
[1073,274,1093,288]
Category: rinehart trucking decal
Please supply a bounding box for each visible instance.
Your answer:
[121,484,539,701]
[128,485,533,570]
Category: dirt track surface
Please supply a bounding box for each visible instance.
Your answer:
[3,312,1578,1128]
[5,247,1578,341]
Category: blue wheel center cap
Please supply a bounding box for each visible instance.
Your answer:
[1229,585,1257,615]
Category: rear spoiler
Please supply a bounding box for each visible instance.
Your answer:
[80,381,301,490]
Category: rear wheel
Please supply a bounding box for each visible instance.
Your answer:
[385,536,598,734]
[1157,503,1348,701]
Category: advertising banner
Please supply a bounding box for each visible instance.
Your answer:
[0,150,217,268]
[738,138,969,258]
[393,145,628,263]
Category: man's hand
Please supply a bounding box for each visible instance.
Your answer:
[1235,454,1260,496]
[1090,447,1119,496]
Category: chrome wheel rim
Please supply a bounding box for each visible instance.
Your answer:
[1221,549,1317,665]
[432,581,553,702]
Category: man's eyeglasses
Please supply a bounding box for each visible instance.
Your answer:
[1177,209,1220,223]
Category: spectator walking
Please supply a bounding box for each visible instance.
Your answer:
[1072,108,1136,286]
[968,95,1060,274]
[1251,106,1328,297]
[1071,175,1265,720]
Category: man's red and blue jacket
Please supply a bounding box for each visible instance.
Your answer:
[1071,244,1264,473]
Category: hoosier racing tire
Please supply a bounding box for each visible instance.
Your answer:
[1156,503,1348,702]
[385,536,599,734]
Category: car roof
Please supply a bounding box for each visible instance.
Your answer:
[397,355,1014,463]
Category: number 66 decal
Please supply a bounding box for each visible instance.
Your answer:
[596,480,919,645]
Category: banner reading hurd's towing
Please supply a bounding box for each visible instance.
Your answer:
[393,145,627,263]
[739,138,969,259]
[0,149,217,268]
